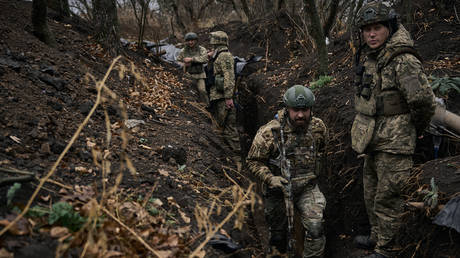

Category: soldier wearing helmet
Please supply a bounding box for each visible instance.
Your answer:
[207,30,241,168]
[177,32,209,106]
[351,2,435,258]
[247,85,327,257]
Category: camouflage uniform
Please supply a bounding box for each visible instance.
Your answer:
[351,24,435,257]
[247,109,327,258]
[209,31,241,159]
[177,44,209,105]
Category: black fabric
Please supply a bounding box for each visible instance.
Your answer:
[433,195,460,233]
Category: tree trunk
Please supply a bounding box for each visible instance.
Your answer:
[240,0,252,22]
[32,0,56,47]
[170,1,186,35]
[401,0,414,24]
[303,0,328,75]
[92,0,120,55]
[47,0,70,19]
[323,0,340,37]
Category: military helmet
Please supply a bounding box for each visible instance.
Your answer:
[184,32,198,41]
[210,31,228,46]
[355,1,397,29]
[283,85,315,108]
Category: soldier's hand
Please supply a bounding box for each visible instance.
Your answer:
[225,98,234,109]
[183,57,193,63]
[268,176,288,189]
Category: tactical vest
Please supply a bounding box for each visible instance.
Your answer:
[355,47,421,116]
[269,119,318,193]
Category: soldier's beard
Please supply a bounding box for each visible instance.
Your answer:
[291,118,310,130]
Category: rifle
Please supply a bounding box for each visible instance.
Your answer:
[278,124,296,257]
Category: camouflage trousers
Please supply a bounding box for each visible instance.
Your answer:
[363,152,412,257]
[264,184,326,258]
[211,99,241,160]
[192,78,209,106]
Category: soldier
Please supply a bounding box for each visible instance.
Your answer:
[208,31,241,167]
[351,2,436,258]
[247,85,327,258]
[177,32,209,106]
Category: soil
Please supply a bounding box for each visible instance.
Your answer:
[0,0,459,257]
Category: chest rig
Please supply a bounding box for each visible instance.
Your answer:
[354,46,421,117]
[269,118,317,179]
[184,47,205,74]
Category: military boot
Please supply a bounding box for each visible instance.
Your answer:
[353,235,376,250]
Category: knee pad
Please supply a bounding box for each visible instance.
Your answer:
[306,220,323,239]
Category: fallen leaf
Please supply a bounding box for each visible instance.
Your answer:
[0,217,30,236]
[158,169,169,177]
[9,136,21,144]
[75,166,88,173]
[179,210,190,224]
[0,248,13,258]
[50,226,69,238]
[152,198,163,207]
[40,194,50,202]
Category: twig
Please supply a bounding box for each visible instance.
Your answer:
[0,167,72,190]
[189,184,254,257]
[0,56,122,237]
[454,4,460,24]
[101,206,163,256]
[0,176,34,186]
[0,167,35,175]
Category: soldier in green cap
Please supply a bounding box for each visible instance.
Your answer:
[247,85,327,257]
[208,30,241,168]
[177,32,209,106]
[351,2,435,257]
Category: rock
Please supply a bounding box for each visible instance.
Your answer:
[47,100,63,111]
[40,143,51,154]
[161,145,187,165]
[79,100,93,115]
[50,140,65,154]
[38,74,67,91]
[41,66,57,76]
[0,57,21,72]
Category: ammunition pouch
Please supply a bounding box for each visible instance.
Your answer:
[187,63,204,74]
[215,74,224,92]
[292,173,317,196]
[351,113,375,154]
[355,95,377,116]
[376,90,409,116]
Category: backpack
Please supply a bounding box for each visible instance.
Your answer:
[204,49,229,92]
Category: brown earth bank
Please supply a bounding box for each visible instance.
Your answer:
[0,0,460,257]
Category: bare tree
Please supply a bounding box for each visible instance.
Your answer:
[93,0,120,54]
[323,0,340,37]
[303,0,328,75]
[70,0,93,21]
[129,0,151,47]
[32,0,57,47]
[47,0,70,19]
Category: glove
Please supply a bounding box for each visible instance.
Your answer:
[268,176,288,189]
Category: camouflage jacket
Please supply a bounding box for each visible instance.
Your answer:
[177,45,208,79]
[209,45,235,101]
[357,25,435,154]
[246,109,327,187]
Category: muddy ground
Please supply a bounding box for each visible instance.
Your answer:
[0,0,460,257]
